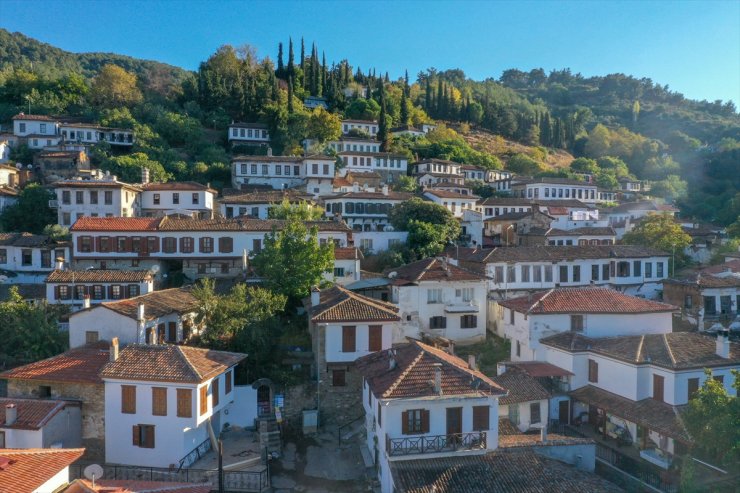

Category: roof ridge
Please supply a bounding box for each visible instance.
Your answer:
[636,335,645,362]
[383,349,425,398]
[663,333,677,366]
[176,346,204,381]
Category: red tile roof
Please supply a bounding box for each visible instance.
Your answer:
[499,288,678,315]
[100,344,246,384]
[498,361,573,378]
[0,398,78,430]
[0,344,110,384]
[71,216,162,232]
[46,269,152,283]
[492,367,550,405]
[388,257,483,284]
[66,479,213,493]
[334,247,364,260]
[142,181,216,193]
[309,285,399,323]
[97,287,197,320]
[356,340,505,399]
[0,448,85,493]
[423,189,479,200]
[12,113,55,121]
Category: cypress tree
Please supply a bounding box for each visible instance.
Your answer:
[287,38,295,77]
[321,51,327,96]
[404,70,410,96]
[300,37,306,88]
[436,79,443,117]
[277,42,284,78]
[287,76,294,113]
[425,78,432,111]
[400,89,409,125]
[378,85,391,151]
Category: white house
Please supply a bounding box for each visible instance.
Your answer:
[422,189,479,218]
[390,125,425,137]
[491,366,550,433]
[326,136,380,154]
[302,154,337,195]
[337,151,408,182]
[304,96,328,109]
[307,285,400,422]
[0,186,18,212]
[100,340,246,468]
[228,122,270,145]
[45,269,154,310]
[389,257,488,344]
[341,119,378,137]
[67,287,199,348]
[322,187,412,232]
[0,448,84,493]
[412,159,464,188]
[494,287,678,361]
[331,247,363,285]
[53,176,141,226]
[0,232,70,284]
[0,398,81,450]
[231,155,304,190]
[453,244,671,299]
[140,182,216,219]
[12,113,59,138]
[219,189,317,219]
[540,330,740,467]
[545,227,616,246]
[511,178,599,204]
[461,209,483,248]
[59,123,134,146]
[356,340,506,493]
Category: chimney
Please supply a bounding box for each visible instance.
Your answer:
[433,363,443,395]
[267,147,273,157]
[716,329,731,358]
[468,354,477,371]
[110,337,119,362]
[137,302,145,322]
[55,257,65,270]
[82,295,91,309]
[310,286,321,307]
[540,425,548,442]
[353,182,360,193]
[5,404,18,425]
[141,167,150,185]
[382,184,389,196]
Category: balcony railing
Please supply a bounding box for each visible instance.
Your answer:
[386,431,486,457]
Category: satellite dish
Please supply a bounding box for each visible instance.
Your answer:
[150,265,160,274]
[83,463,104,481]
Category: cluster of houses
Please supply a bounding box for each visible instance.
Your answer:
[1,113,738,493]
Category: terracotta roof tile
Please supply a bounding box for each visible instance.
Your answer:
[310,285,399,323]
[547,226,616,236]
[220,188,315,205]
[0,345,110,384]
[0,397,78,430]
[0,448,85,493]
[156,216,350,232]
[142,181,215,192]
[97,287,197,320]
[46,269,152,283]
[498,433,592,448]
[100,344,246,384]
[498,361,573,378]
[12,113,55,121]
[492,367,550,405]
[66,479,212,493]
[388,258,483,284]
[423,189,479,200]
[541,332,740,370]
[334,247,364,260]
[70,217,162,232]
[389,449,625,493]
[328,191,413,200]
[356,340,505,399]
[53,179,141,191]
[499,288,678,315]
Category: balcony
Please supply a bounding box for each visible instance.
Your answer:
[386,432,487,457]
[444,302,479,313]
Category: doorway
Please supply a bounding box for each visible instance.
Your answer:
[257,385,271,417]
[559,400,570,425]
[446,407,462,445]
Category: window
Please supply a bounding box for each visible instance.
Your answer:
[360,238,373,250]
[645,262,653,278]
[591,265,599,281]
[633,260,642,277]
[85,331,99,344]
[252,239,262,253]
[687,378,699,401]
[56,285,69,300]
[131,237,141,253]
[429,316,447,329]
[199,385,208,415]
[494,266,504,283]
[104,191,113,205]
[152,387,167,416]
[74,191,83,204]
[132,424,155,448]
[570,315,584,332]
[180,237,194,253]
[657,262,664,277]
[573,265,581,282]
[122,385,136,414]
[458,287,474,302]
[653,374,664,402]
[212,236,232,253]
[369,325,382,351]
[225,370,232,394]
[200,237,214,253]
[161,237,176,253]
[332,369,346,387]
[334,267,345,277]
[212,378,220,407]
[19,122,26,133]
[472,405,489,431]
[530,402,541,424]
[111,285,122,299]
[544,265,553,283]
[427,288,443,304]
[192,193,199,205]
[89,190,98,204]
[461,315,477,328]
[506,265,516,283]
[603,263,610,280]
[521,265,531,282]
[342,326,356,352]
[172,193,180,205]
[153,193,160,205]
[617,261,630,277]
[92,285,103,300]
[713,375,724,385]
[559,265,568,283]
[403,409,428,434]
[197,263,207,274]
[275,165,282,175]
[177,389,192,418]
[588,359,598,383]
[533,265,542,283]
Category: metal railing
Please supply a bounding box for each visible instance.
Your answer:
[69,463,269,491]
[386,431,487,457]
[178,438,212,469]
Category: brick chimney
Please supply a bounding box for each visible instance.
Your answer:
[110,337,119,362]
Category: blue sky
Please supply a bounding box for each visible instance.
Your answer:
[1,0,739,105]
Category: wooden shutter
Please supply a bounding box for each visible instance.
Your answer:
[54,285,60,300]
[122,385,136,413]
[199,385,208,415]
[687,378,699,400]
[332,369,346,387]
[179,237,186,253]
[212,378,220,407]
[144,425,155,448]
[168,322,177,342]
[473,405,489,431]
[95,236,101,252]
[653,374,664,402]
[368,325,382,352]
[125,237,133,253]
[177,388,192,418]
[225,370,232,394]
[199,237,206,252]
[152,387,167,416]
[132,425,140,446]
[588,360,598,383]
[342,326,356,352]
[219,237,233,253]
[421,409,430,433]
[401,411,409,434]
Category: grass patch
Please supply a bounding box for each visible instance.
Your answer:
[454,334,511,377]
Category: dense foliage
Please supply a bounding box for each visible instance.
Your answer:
[622,214,692,273]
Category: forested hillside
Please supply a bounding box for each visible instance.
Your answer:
[0,30,738,231]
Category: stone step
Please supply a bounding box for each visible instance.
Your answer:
[359,444,374,468]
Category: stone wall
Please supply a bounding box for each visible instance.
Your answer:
[6,379,105,462]
[318,365,364,426]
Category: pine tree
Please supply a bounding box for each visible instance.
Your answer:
[277,42,284,78]
[287,76,294,113]
[287,38,295,78]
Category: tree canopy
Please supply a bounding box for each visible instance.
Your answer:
[622,214,692,272]
[0,184,56,233]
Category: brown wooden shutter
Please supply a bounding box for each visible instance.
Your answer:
[421,409,430,433]
[473,406,489,431]
[225,370,232,394]
[377,402,381,426]
[125,237,133,252]
[199,385,208,415]
[342,326,356,352]
[401,411,409,435]
[144,425,155,448]
[95,236,101,252]
[368,325,382,352]
[152,387,167,416]
[132,425,140,446]
[150,236,159,253]
[168,322,177,342]
[54,285,60,300]
[122,385,136,414]
[212,378,220,407]
[199,237,205,252]
[177,388,192,418]
[653,374,664,402]
[179,237,186,253]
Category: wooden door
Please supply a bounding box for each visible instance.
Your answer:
[168,322,177,342]
[446,407,462,443]
[559,400,570,425]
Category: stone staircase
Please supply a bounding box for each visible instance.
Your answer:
[257,416,282,457]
